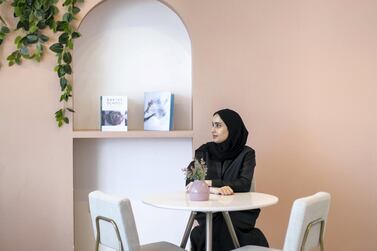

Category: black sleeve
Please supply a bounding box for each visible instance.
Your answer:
[211,150,255,192]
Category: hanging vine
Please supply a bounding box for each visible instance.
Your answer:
[0,1,10,59]
[51,0,83,127]
[0,0,83,127]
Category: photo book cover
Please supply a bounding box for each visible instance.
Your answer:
[100,96,128,131]
[144,91,174,131]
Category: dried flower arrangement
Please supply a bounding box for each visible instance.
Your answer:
[183,158,207,181]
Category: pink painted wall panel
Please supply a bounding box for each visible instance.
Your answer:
[0,1,376,250]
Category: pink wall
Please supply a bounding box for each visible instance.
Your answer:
[0,21,74,251]
[182,1,377,250]
[0,1,376,250]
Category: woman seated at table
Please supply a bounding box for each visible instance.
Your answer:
[186,108,269,251]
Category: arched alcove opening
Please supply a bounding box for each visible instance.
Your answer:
[73,0,192,130]
[72,1,192,250]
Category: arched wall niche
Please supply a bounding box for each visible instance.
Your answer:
[73,0,192,130]
[77,0,190,33]
[72,1,193,250]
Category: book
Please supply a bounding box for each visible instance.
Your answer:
[100,96,128,131]
[144,91,174,131]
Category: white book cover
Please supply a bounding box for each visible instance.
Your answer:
[101,96,128,131]
[144,91,174,131]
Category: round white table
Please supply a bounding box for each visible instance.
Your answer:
[143,192,278,251]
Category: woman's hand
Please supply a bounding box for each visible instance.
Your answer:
[219,186,234,195]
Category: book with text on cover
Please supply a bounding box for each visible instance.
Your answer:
[100,96,128,131]
[144,91,174,131]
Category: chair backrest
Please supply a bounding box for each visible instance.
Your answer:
[88,191,140,251]
[250,176,256,192]
[283,192,331,251]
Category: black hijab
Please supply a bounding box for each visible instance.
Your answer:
[196,109,249,162]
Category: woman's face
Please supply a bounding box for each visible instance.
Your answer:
[211,114,229,143]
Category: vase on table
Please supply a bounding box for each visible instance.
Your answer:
[189,180,210,201]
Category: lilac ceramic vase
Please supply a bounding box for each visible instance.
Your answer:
[189,180,210,201]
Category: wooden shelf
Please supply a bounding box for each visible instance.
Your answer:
[72,130,194,139]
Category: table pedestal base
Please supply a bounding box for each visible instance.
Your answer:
[180,211,240,251]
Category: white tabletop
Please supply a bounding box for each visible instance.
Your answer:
[143,192,279,212]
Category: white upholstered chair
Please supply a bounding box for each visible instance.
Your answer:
[250,176,256,192]
[232,192,331,251]
[88,191,185,251]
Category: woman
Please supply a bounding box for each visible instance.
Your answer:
[186,109,268,251]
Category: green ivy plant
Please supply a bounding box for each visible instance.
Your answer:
[0,0,83,127]
[0,1,10,50]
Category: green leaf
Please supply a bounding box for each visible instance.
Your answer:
[55,109,63,118]
[49,43,63,53]
[15,54,21,65]
[56,21,68,32]
[20,47,29,56]
[37,20,47,29]
[16,21,23,30]
[66,84,72,93]
[7,52,16,61]
[71,31,80,39]
[26,34,38,43]
[67,39,73,49]
[26,0,33,7]
[63,0,73,6]
[72,7,80,14]
[57,53,62,64]
[58,66,66,77]
[29,24,38,33]
[1,26,10,33]
[15,35,22,44]
[63,64,72,74]
[63,52,72,64]
[18,20,30,31]
[63,117,69,124]
[55,109,65,127]
[36,43,43,52]
[34,7,43,14]
[52,6,59,15]
[62,13,73,22]
[60,93,69,102]
[34,43,43,61]
[38,34,49,42]
[58,32,69,44]
[14,7,22,17]
[49,19,57,31]
[34,53,41,62]
[17,37,27,48]
[66,107,75,113]
[60,77,68,91]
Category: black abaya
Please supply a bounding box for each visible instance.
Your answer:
[188,147,269,251]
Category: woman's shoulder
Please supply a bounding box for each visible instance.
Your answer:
[194,143,210,159]
[243,146,255,154]
[239,146,255,159]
